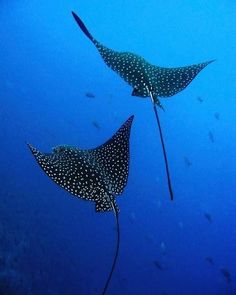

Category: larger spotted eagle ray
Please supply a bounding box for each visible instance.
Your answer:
[28,115,134,295]
[71,11,214,201]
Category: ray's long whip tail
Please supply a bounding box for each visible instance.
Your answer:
[147,88,174,201]
[102,200,120,295]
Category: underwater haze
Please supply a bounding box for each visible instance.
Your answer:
[0,0,236,294]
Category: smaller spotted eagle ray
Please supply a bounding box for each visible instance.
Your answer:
[71,11,215,201]
[28,115,134,295]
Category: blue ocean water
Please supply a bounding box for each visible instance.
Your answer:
[0,1,236,294]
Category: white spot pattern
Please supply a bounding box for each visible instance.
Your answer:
[73,13,213,103]
[28,116,134,213]
[95,41,213,100]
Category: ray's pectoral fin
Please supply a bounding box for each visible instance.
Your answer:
[153,60,215,98]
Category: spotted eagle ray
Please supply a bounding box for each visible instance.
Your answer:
[71,11,215,201]
[28,115,134,295]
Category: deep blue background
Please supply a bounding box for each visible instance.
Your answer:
[0,1,235,294]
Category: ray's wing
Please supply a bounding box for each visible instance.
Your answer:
[150,60,214,97]
[86,116,134,195]
[95,44,148,87]
[27,144,109,203]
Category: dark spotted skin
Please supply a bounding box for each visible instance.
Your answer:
[72,12,214,104]
[28,116,134,212]
[95,42,213,100]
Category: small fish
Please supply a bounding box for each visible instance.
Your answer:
[85,92,95,98]
[205,257,214,265]
[154,260,164,271]
[204,212,213,224]
[208,131,215,143]
[92,120,101,130]
[220,268,232,284]
[71,11,215,202]
[184,156,192,167]
[197,96,204,103]
[214,112,220,120]
[28,116,134,295]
